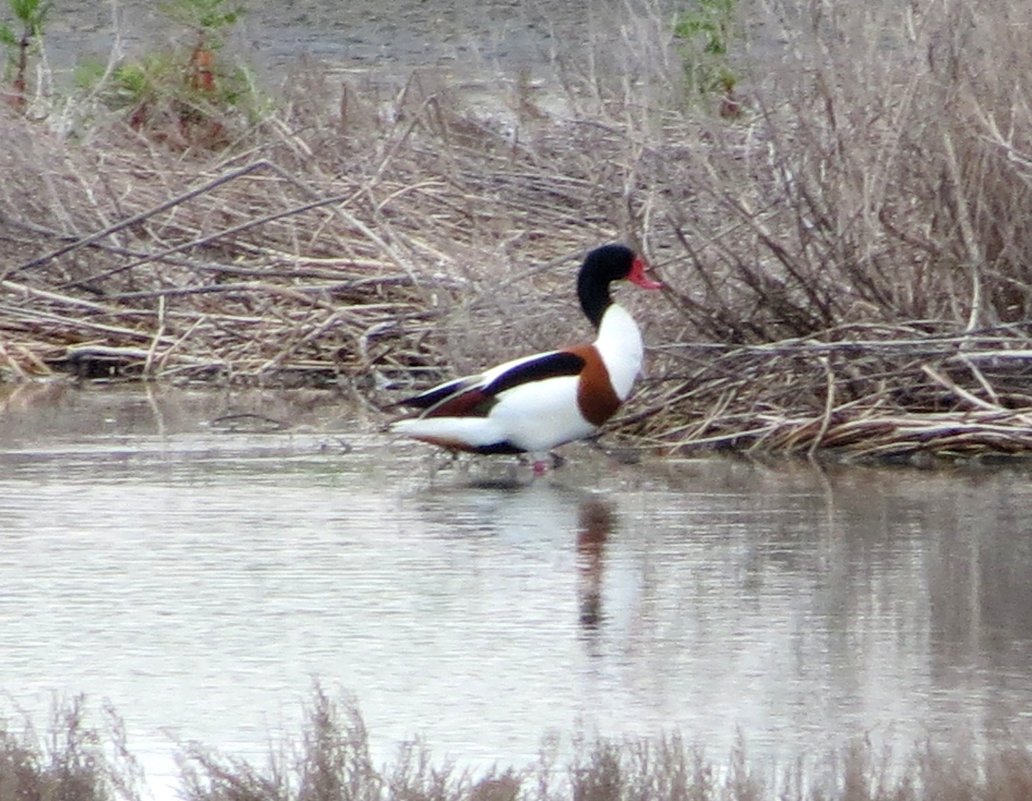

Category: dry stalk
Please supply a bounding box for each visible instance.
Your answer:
[2,0,1031,460]
[617,322,1032,460]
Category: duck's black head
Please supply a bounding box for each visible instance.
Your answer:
[577,243,661,327]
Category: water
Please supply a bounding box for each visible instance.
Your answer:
[2,384,1031,797]
[45,0,633,76]
[39,0,678,138]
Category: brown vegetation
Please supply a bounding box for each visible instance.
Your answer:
[5,690,1032,801]
[0,696,143,801]
[1,0,1030,459]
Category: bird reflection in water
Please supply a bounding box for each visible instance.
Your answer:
[576,495,614,630]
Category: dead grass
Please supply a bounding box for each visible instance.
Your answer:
[0,695,143,801]
[622,320,1032,461]
[5,691,1032,801]
[1,0,1030,458]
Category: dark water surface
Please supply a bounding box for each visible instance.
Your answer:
[2,384,1031,798]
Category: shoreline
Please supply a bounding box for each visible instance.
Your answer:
[3,0,1031,461]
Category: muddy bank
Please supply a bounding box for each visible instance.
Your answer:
[4,0,1032,461]
[45,0,671,79]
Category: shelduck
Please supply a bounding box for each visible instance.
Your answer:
[391,244,662,471]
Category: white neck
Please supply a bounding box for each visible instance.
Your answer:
[594,303,645,401]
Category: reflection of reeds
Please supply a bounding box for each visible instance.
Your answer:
[1,0,1031,458]
[4,690,1032,801]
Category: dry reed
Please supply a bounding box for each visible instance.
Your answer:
[0,695,144,801]
[624,321,1032,461]
[1,0,1030,459]
[5,691,1032,801]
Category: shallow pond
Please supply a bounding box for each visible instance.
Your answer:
[2,383,1031,798]
[47,0,631,78]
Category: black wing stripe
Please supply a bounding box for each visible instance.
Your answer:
[396,376,478,409]
[484,351,586,397]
